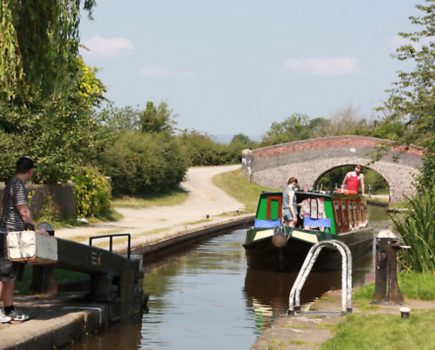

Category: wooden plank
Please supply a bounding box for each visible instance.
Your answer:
[7,231,58,264]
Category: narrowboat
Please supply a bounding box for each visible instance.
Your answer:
[243,191,374,272]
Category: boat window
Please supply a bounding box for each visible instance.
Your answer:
[333,199,341,227]
[342,201,348,227]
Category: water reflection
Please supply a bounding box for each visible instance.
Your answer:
[243,253,373,334]
[71,205,387,350]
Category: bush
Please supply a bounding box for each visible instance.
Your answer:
[392,187,435,272]
[177,130,240,166]
[72,166,111,218]
[102,132,188,196]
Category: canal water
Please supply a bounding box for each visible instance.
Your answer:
[72,206,389,350]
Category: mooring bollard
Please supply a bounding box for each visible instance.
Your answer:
[371,230,405,305]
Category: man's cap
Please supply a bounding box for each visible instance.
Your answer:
[16,156,35,171]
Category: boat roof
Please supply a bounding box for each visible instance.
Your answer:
[259,191,363,200]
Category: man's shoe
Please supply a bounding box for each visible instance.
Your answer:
[6,310,30,322]
[0,310,12,323]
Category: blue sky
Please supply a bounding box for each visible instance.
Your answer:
[79,0,421,139]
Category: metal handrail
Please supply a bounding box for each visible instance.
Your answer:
[288,240,352,315]
[89,233,131,260]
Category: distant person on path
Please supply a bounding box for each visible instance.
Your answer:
[282,177,298,227]
[339,164,365,195]
[0,156,46,323]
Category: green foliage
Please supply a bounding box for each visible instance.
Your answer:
[261,113,311,146]
[227,133,258,162]
[314,166,388,194]
[0,130,24,180]
[416,151,435,191]
[0,1,23,100]
[260,107,373,147]
[140,101,176,134]
[102,132,188,196]
[0,0,95,101]
[398,271,435,300]
[392,187,435,272]
[35,193,61,222]
[72,166,112,218]
[98,104,140,132]
[377,0,434,150]
[178,130,240,166]
[0,58,107,184]
[229,133,257,149]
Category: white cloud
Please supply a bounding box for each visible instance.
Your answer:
[141,65,194,79]
[284,56,360,76]
[81,36,134,57]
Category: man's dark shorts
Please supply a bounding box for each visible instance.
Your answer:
[0,233,22,282]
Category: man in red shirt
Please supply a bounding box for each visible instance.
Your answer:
[339,164,365,195]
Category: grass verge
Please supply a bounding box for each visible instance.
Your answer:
[111,187,188,208]
[213,169,276,213]
[353,271,435,308]
[325,271,435,349]
[321,309,435,350]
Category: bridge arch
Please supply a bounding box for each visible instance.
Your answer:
[243,136,423,202]
[312,164,388,195]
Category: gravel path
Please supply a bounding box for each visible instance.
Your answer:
[56,165,244,245]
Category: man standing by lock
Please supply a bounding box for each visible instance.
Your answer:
[0,156,47,322]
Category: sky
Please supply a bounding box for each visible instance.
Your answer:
[79,0,422,139]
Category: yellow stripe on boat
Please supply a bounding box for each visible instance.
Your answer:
[292,230,318,244]
[253,229,274,241]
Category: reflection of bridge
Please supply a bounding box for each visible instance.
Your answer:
[242,136,424,202]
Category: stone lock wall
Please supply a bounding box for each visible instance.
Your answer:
[242,136,423,203]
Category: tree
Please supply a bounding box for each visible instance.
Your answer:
[230,133,253,146]
[140,101,176,134]
[261,113,311,146]
[98,105,141,133]
[378,0,434,190]
[0,0,96,101]
[379,0,434,150]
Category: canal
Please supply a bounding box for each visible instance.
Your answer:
[72,206,389,350]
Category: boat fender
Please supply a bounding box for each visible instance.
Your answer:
[272,227,288,248]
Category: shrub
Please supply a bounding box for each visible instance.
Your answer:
[177,130,240,166]
[72,166,111,218]
[102,132,188,196]
[392,187,435,272]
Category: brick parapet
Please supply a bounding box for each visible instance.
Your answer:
[252,135,424,159]
[244,136,424,203]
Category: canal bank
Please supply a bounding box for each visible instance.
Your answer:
[0,215,253,350]
[251,286,435,350]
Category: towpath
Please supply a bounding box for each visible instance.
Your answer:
[56,165,245,247]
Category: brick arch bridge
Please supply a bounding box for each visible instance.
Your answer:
[242,136,424,202]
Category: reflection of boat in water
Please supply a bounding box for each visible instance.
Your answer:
[243,269,343,334]
[243,191,374,272]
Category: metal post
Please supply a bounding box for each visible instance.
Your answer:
[371,232,404,305]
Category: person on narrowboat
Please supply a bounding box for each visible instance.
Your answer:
[339,164,365,195]
[282,177,298,227]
